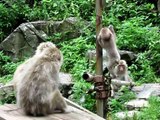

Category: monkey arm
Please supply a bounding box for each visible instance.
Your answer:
[111,79,135,87]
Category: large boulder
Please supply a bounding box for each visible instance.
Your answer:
[0,17,84,60]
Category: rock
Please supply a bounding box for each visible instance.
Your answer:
[0,72,73,100]
[131,86,144,94]
[0,23,46,60]
[59,72,73,98]
[0,84,14,100]
[0,83,3,87]
[125,99,148,110]
[119,50,137,64]
[132,83,160,98]
[137,87,157,100]
[0,17,84,60]
[115,110,140,120]
[59,72,73,85]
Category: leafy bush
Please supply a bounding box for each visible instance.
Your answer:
[59,37,96,111]
[117,17,160,52]
[0,0,95,42]
[0,51,22,76]
[129,53,157,83]
[137,97,160,120]
[1,62,21,76]
[115,17,160,81]
[109,87,136,114]
[147,40,160,76]
[105,0,159,25]
[0,51,11,76]
[0,91,16,105]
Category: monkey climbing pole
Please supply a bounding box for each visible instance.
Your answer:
[83,0,110,118]
[95,0,105,118]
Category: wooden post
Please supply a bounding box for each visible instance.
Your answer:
[95,0,105,118]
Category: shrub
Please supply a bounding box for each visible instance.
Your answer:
[59,37,96,111]
[129,53,156,84]
[137,97,160,120]
[109,87,136,114]
[117,17,160,52]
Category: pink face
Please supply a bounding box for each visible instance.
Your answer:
[117,64,126,75]
[119,65,125,72]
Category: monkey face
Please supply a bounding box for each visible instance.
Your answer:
[118,65,125,72]
[116,60,127,75]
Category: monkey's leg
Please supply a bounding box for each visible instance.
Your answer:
[51,89,68,112]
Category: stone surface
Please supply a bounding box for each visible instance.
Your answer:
[125,99,148,110]
[59,72,73,85]
[0,17,84,60]
[158,0,160,12]
[0,72,73,100]
[133,83,160,99]
[115,110,140,120]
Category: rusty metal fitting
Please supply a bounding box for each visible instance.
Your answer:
[93,75,104,83]
[82,72,110,99]
[96,91,108,99]
[82,72,94,82]
[95,85,106,91]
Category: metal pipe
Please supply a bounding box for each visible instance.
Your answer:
[82,72,94,82]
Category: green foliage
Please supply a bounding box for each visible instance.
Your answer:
[0,51,11,76]
[59,37,96,111]
[137,97,160,120]
[148,40,160,75]
[0,91,16,105]
[0,51,22,83]
[60,36,95,72]
[130,53,156,83]
[117,17,160,52]
[105,0,159,25]
[109,87,136,113]
[0,51,11,64]
[0,0,95,42]
[1,62,21,76]
[0,52,21,77]
[0,75,13,84]
[115,17,160,81]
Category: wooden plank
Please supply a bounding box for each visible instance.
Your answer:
[0,104,105,120]
[65,98,105,120]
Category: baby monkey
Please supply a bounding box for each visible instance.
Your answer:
[14,42,70,116]
[114,60,132,82]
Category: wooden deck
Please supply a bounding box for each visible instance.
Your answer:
[0,99,105,120]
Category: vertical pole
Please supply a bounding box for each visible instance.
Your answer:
[95,0,105,118]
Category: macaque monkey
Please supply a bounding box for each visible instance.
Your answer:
[13,42,70,116]
[111,60,134,95]
[114,60,132,82]
[11,42,56,89]
[35,41,56,55]
[97,25,120,78]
